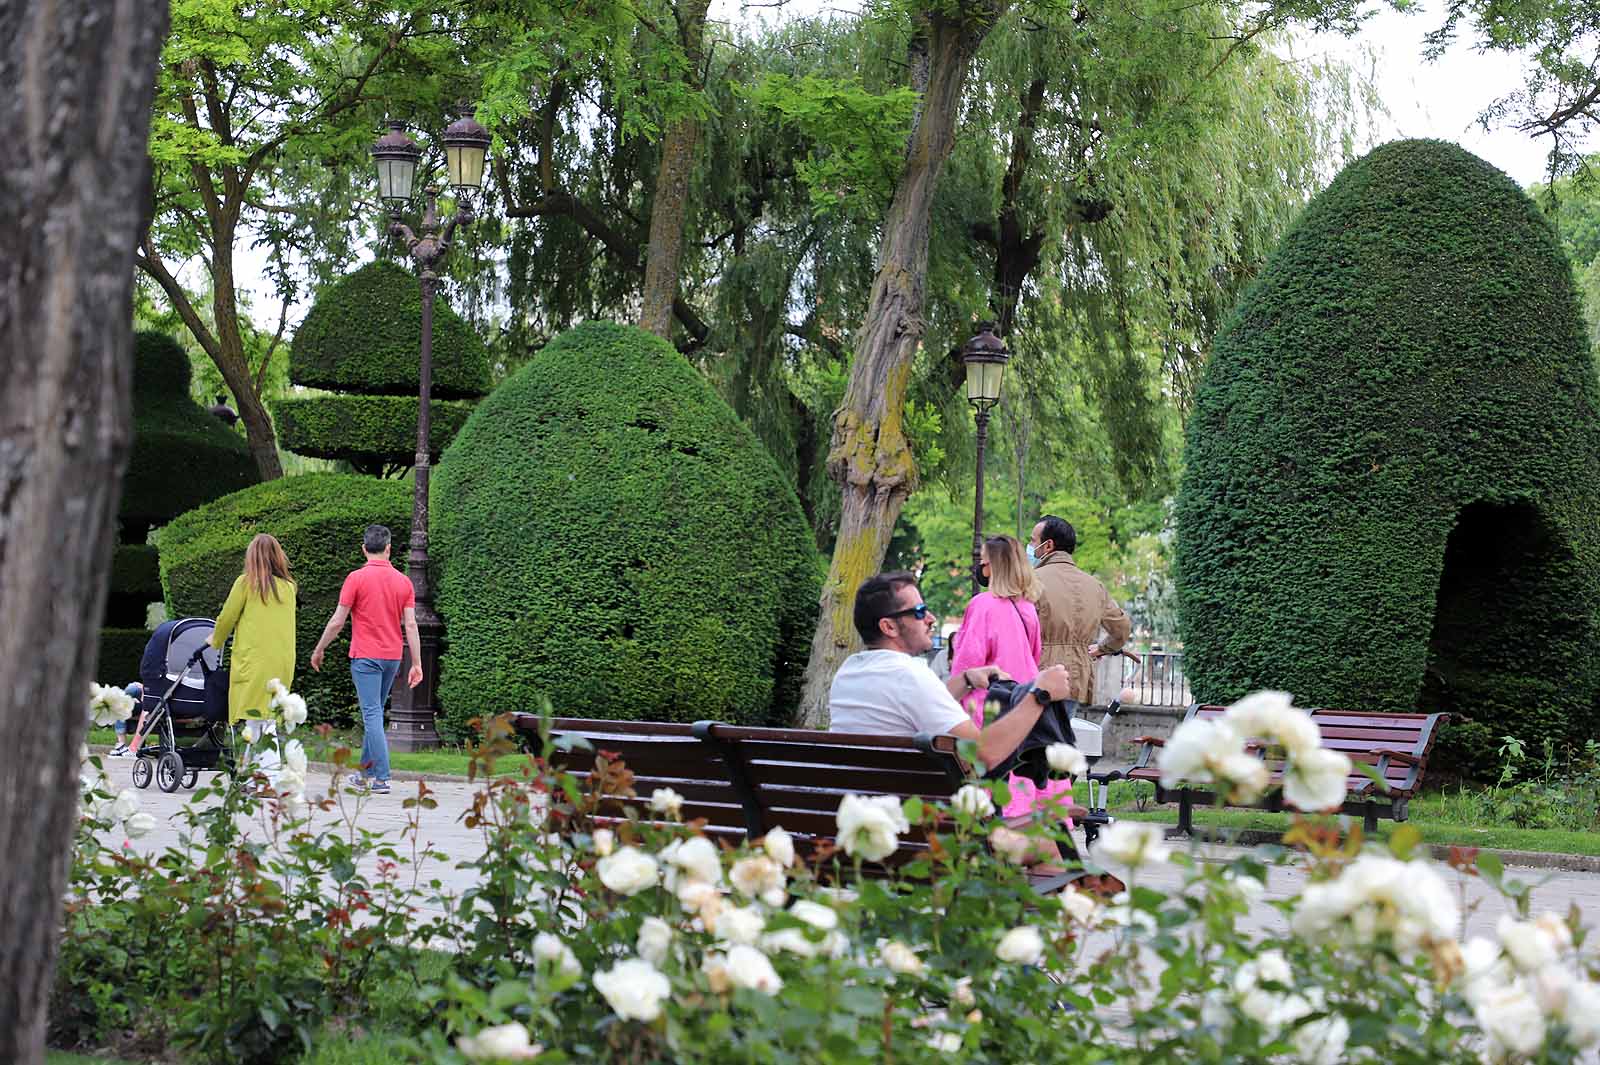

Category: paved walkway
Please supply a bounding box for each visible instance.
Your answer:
[90,756,1600,942]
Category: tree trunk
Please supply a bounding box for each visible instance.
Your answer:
[0,3,168,1062]
[796,7,1004,727]
[211,221,284,480]
[637,0,710,339]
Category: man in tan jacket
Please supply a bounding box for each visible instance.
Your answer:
[1028,515,1131,703]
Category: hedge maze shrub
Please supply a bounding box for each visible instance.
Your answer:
[1175,139,1600,773]
[431,321,820,739]
[275,260,492,474]
[158,474,411,724]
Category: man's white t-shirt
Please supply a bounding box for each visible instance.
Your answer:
[828,649,971,736]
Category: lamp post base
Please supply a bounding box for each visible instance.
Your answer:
[387,613,443,752]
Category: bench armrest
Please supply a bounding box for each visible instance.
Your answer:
[1130,735,1165,748]
[1371,748,1421,766]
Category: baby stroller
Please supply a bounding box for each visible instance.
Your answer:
[1071,648,1147,849]
[128,617,231,792]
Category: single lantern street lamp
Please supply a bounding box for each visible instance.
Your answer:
[371,110,490,751]
[963,322,1009,596]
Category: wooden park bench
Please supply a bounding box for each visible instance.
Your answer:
[1123,705,1452,834]
[508,715,1108,895]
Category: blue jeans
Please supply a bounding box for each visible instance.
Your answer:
[351,658,401,782]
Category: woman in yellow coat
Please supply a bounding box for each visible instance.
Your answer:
[209,534,297,770]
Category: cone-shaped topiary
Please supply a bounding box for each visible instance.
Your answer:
[120,331,258,540]
[431,321,821,739]
[1175,139,1600,772]
[157,474,412,725]
[286,260,491,398]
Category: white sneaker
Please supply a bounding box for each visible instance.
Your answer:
[109,743,130,757]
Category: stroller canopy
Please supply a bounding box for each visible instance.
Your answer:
[139,617,219,691]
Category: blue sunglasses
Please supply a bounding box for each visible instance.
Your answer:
[884,603,931,621]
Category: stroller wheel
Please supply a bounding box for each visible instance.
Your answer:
[131,757,153,789]
[182,769,199,789]
[157,752,183,793]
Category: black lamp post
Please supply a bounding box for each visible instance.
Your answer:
[962,322,1009,596]
[370,112,491,751]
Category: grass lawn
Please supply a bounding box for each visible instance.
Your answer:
[48,1053,136,1065]
[87,726,527,779]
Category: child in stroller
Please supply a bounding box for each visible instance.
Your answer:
[126,617,232,792]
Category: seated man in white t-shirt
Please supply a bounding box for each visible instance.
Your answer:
[829,571,1071,770]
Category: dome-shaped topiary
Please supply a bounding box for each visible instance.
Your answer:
[120,330,258,540]
[1175,139,1600,772]
[431,321,821,739]
[288,260,492,399]
[157,473,412,724]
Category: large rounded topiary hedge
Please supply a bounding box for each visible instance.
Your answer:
[120,331,258,540]
[272,395,477,466]
[158,474,411,724]
[432,321,821,738]
[1175,139,1600,770]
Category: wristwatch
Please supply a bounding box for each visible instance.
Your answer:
[1031,686,1051,707]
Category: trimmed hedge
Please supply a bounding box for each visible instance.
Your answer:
[431,321,820,739]
[120,332,258,537]
[157,474,412,725]
[288,261,491,399]
[1174,139,1600,773]
[98,627,150,690]
[270,395,476,466]
[106,545,162,627]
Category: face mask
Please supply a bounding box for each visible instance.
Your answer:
[976,569,990,588]
[1026,543,1039,566]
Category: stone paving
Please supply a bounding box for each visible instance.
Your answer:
[90,755,1600,943]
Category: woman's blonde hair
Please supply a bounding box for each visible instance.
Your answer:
[244,533,294,603]
[984,534,1041,602]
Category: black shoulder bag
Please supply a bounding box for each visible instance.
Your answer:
[981,678,1078,787]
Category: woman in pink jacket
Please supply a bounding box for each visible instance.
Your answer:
[952,534,1074,818]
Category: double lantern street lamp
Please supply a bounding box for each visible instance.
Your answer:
[369,112,491,751]
[963,323,1010,596]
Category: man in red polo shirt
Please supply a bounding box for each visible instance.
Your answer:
[309,525,423,794]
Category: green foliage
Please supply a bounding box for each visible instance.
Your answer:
[121,332,259,536]
[157,474,412,724]
[432,322,820,737]
[289,261,491,399]
[96,628,151,689]
[106,545,163,628]
[1176,140,1600,774]
[741,74,917,216]
[271,395,477,469]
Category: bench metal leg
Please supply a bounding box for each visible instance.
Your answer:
[1363,804,1378,834]
[1177,793,1193,836]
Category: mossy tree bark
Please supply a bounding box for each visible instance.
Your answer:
[638,0,711,340]
[797,4,1005,727]
[0,2,167,1061]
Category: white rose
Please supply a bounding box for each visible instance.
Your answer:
[952,977,975,1007]
[650,787,684,820]
[592,828,615,856]
[1233,950,1291,994]
[722,943,783,994]
[716,905,766,946]
[1267,708,1321,758]
[456,1021,543,1060]
[1221,870,1266,900]
[597,846,660,896]
[111,788,141,822]
[89,683,136,726]
[1096,821,1171,867]
[951,784,994,819]
[636,917,673,966]
[1291,1012,1348,1065]
[664,836,723,886]
[730,856,785,900]
[676,878,722,915]
[926,1031,962,1052]
[279,692,308,732]
[533,931,582,976]
[283,739,308,775]
[592,957,672,1023]
[1222,690,1296,738]
[1281,748,1352,812]
[1216,753,1271,803]
[762,827,796,867]
[1058,888,1099,927]
[1045,743,1088,777]
[1474,982,1546,1060]
[790,899,839,931]
[995,925,1045,966]
[123,812,157,839]
[1562,978,1600,1048]
[760,928,817,958]
[1158,716,1231,787]
[988,825,1032,865]
[1498,913,1570,973]
[1459,936,1510,1005]
[836,793,909,862]
[1292,855,1456,951]
[880,940,925,977]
